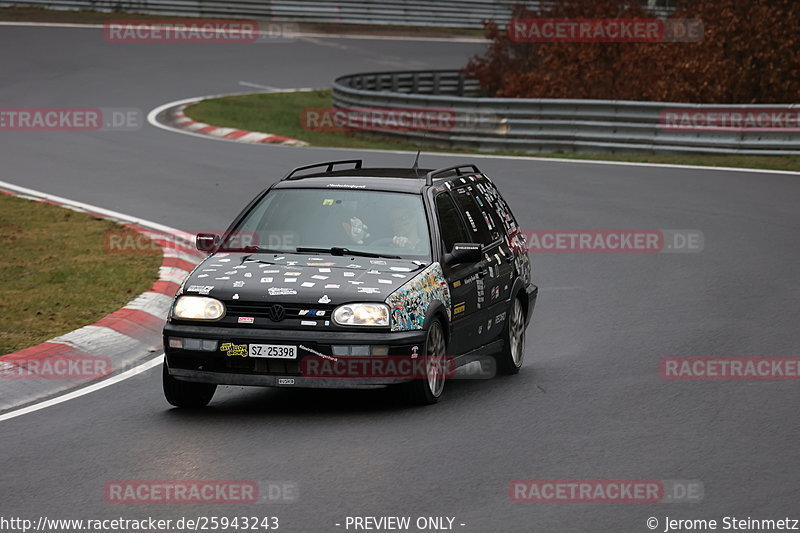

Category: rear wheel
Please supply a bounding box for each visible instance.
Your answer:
[401,318,447,405]
[162,364,216,408]
[496,296,526,375]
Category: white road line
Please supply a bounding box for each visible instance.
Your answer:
[0,354,164,423]
[239,81,282,91]
[0,180,187,234]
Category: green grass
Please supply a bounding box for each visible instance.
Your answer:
[0,194,162,354]
[185,90,800,173]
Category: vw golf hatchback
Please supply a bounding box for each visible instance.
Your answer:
[163,160,537,406]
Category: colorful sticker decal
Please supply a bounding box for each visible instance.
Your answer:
[220,343,247,357]
[453,302,466,315]
[385,262,451,332]
[323,199,335,206]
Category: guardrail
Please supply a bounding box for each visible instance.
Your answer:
[332,70,800,155]
[1,0,675,28]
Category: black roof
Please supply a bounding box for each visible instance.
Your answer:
[272,160,484,194]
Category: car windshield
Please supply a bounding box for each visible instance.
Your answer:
[227,188,432,260]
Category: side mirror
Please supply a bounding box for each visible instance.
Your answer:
[446,243,482,265]
[196,233,220,252]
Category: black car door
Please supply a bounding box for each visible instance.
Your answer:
[433,191,484,355]
[451,181,514,345]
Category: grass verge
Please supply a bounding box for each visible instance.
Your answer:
[0,193,162,354]
[185,90,800,173]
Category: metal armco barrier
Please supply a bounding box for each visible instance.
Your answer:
[1,1,676,28]
[2,0,537,28]
[332,70,800,155]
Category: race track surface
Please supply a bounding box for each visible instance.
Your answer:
[1,25,798,532]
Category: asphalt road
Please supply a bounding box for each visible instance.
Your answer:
[1,25,799,533]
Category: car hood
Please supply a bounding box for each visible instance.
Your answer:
[181,252,429,304]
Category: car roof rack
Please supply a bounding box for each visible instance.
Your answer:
[424,164,482,186]
[281,159,363,181]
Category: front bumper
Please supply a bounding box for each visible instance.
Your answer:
[163,323,428,389]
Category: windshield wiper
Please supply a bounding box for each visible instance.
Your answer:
[222,246,291,253]
[296,247,402,260]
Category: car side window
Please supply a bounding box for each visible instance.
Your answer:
[435,193,471,253]
[452,186,497,245]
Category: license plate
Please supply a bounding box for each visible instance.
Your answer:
[248,344,297,359]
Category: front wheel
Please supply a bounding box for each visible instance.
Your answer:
[162,364,216,408]
[496,296,526,375]
[401,318,447,405]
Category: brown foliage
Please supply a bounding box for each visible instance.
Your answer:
[464,0,800,103]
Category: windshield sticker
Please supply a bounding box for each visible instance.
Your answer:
[386,262,451,332]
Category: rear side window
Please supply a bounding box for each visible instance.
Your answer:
[435,193,471,253]
[452,187,497,245]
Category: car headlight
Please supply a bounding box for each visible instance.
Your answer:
[333,303,389,327]
[173,296,225,321]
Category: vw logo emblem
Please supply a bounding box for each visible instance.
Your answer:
[267,304,286,322]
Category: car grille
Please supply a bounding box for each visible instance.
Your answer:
[222,300,337,327]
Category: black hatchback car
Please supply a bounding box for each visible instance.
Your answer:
[163,160,537,406]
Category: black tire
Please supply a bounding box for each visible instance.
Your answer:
[162,363,216,408]
[401,318,448,405]
[496,295,526,375]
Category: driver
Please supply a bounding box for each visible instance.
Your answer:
[390,206,421,249]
